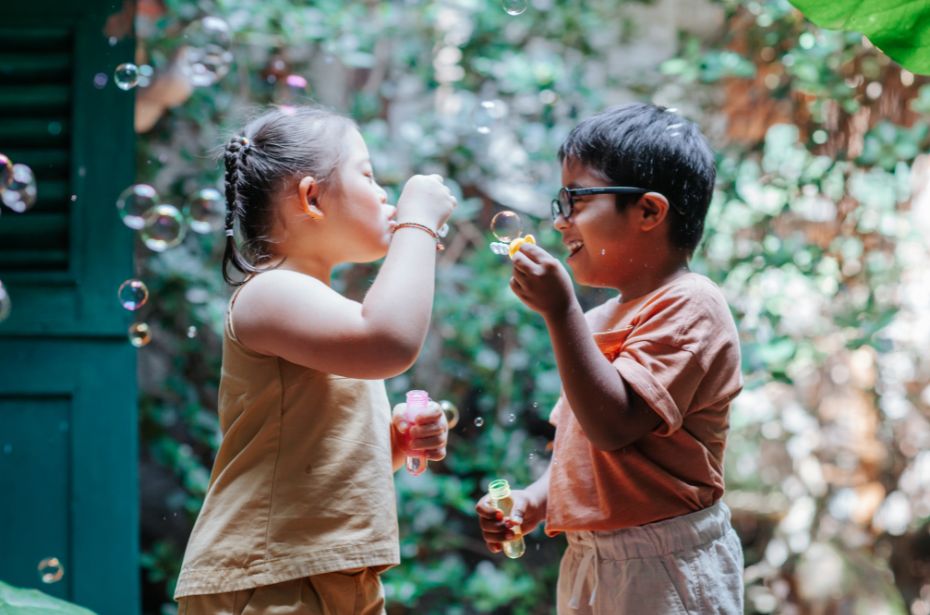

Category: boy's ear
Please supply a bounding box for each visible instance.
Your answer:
[297,175,324,220]
[638,192,670,231]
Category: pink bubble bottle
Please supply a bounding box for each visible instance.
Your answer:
[405,390,430,476]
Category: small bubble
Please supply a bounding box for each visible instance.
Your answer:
[187,188,224,233]
[502,0,528,15]
[490,211,522,242]
[108,36,118,46]
[1,164,37,213]
[116,184,158,229]
[118,279,149,311]
[48,121,63,135]
[70,194,77,202]
[0,280,11,324]
[93,72,108,89]
[114,63,140,90]
[474,416,484,427]
[178,16,233,87]
[473,99,507,134]
[600,249,606,256]
[186,326,198,339]
[37,557,64,584]
[129,322,152,348]
[528,452,537,461]
[507,413,516,423]
[140,204,186,251]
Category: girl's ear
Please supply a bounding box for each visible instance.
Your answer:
[298,175,324,220]
[639,192,670,231]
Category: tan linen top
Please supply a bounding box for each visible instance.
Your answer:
[174,294,399,598]
[546,273,742,534]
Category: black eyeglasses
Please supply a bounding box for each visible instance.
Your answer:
[550,186,649,221]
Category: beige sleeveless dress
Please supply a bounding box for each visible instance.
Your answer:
[174,289,399,598]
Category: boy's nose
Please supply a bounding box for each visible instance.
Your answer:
[552,212,570,231]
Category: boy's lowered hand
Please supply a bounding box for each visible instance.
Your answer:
[475,488,545,554]
[510,243,576,319]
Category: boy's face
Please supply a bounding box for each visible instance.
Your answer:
[554,160,647,289]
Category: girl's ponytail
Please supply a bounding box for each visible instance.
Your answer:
[222,135,260,286]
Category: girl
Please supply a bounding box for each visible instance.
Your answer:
[174,106,455,614]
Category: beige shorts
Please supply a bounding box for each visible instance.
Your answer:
[557,502,744,614]
[177,567,386,615]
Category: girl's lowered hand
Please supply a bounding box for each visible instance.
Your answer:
[395,174,456,232]
[475,488,544,554]
[392,401,448,461]
[510,242,575,319]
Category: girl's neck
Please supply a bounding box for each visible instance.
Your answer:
[272,253,334,286]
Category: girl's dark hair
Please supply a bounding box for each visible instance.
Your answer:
[558,103,716,253]
[222,105,355,285]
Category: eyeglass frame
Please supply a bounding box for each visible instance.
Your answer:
[550,186,650,222]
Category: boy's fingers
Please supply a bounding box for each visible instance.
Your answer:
[519,242,548,261]
[511,252,542,276]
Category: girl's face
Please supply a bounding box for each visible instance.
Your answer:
[325,128,395,262]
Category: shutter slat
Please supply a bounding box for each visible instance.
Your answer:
[0,86,70,114]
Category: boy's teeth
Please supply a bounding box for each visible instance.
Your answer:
[568,241,583,254]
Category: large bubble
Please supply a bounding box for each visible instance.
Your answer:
[116,184,158,229]
[113,63,140,90]
[178,16,233,87]
[490,210,522,242]
[140,204,186,251]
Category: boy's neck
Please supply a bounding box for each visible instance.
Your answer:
[615,253,691,305]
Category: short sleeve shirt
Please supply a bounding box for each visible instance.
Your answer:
[546,273,742,534]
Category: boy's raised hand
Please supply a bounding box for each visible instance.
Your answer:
[392,401,448,461]
[475,488,544,554]
[510,243,575,319]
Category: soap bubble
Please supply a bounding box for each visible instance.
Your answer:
[186,326,198,339]
[93,72,108,89]
[507,412,516,423]
[473,99,507,134]
[141,204,186,251]
[283,74,309,100]
[37,557,64,584]
[439,400,459,429]
[188,187,224,233]
[129,322,152,347]
[178,16,233,87]
[0,153,13,189]
[503,0,528,15]
[1,164,37,213]
[490,210,522,242]
[474,416,485,427]
[0,280,10,323]
[117,279,149,311]
[116,184,158,229]
[113,63,140,90]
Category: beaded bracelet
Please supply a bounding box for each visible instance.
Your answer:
[393,222,445,252]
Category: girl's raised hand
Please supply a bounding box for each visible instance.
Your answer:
[395,174,456,231]
[392,401,448,461]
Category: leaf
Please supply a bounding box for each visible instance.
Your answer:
[0,581,97,615]
[788,0,930,74]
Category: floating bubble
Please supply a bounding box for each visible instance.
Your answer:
[188,187,224,234]
[178,16,233,87]
[438,223,450,238]
[0,153,13,189]
[137,64,154,88]
[113,63,140,90]
[0,280,10,323]
[186,326,198,339]
[507,412,516,423]
[141,204,186,251]
[37,557,64,584]
[439,400,459,429]
[474,416,484,427]
[129,322,151,348]
[473,99,507,134]
[490,210,522,242]
[502,0,528,15]
[93,72,108,89]
[117,279,149,311]
[116,184,158,229]
[1,164,37,213]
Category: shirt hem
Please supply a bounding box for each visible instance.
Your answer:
[173,545,400,598]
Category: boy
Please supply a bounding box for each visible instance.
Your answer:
[476,103,744,614]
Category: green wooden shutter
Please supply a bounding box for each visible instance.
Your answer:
[0,1,139,613]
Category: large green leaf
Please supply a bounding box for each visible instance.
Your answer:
[789,0,930,74]
[0,581,96,615]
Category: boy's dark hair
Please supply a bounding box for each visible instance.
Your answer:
[222,106,355,286]
[558,103,716,252]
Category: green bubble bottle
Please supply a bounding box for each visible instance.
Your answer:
[488,479,526,558]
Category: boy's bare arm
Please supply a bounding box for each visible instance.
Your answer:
[544,302,662,450]
[510,243,661,451]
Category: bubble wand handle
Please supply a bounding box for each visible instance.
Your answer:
[404,390,430,476]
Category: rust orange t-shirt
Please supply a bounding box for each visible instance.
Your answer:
[546,272,742,535]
